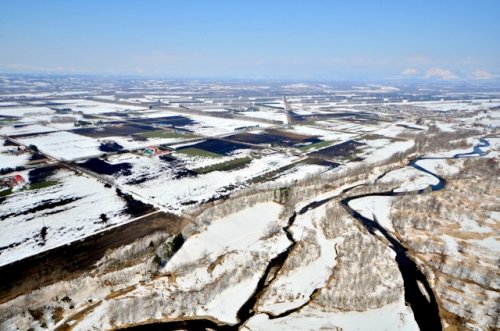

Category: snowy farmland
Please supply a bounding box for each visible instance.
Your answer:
[0,124,56,136]
[137,110,272,136]
[48,99,147,114]
[0,106,55,118]
[80,151,299,211]
[17,131,102,161]
[1,77,499,331]
[0,168,134,266]
[0,140,32,170]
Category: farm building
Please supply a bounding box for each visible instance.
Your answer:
[0,174,26,190]
[143,146,171,157]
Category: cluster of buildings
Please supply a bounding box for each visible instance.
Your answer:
[142,146,171,157]
[0,174,26,191]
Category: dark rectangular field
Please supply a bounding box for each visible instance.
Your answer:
[177,138,249,155]
[72,123,157,138]
[227,129,321,147]
[308,140,364,159]
[129,115,196,127]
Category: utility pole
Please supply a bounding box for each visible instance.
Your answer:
[283,96,293,127]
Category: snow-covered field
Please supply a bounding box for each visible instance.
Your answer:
[169,111,272,136]
[245,299,418,331]
[103,151,298,211]
[349,196,396,232]
[378,166,439,192]
[286,125,357,141]
[360,139,414,163]
[0,152,30,170]
[96,134,190,150]
[415,158,462,177]
[411,99,500,112]
[49,99,146,114]
[0,106,55,117]
[270,163,330,184]
[165,202,284,271]
[66,202,290,328]
[18,131,102,161]
[0,101,23,107]
[0,140,32,169]
[422,137,481,158]
[257,202,340,315]
[0,168,131,266]
[373,123,416,138]
[315,120,379,133]
[0,124,55,136]
[197,107,230,113]
[239,109,287,123]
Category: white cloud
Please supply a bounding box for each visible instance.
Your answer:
[424,68,457,80]
[401,68,419,76]
[472,70,494,80]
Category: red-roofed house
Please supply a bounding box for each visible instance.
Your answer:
[12,175,25,186]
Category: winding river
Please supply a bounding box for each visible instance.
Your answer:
[122,138,490,331]
[341,137,490,331]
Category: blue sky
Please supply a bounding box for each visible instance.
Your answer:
[0,0,499,80]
